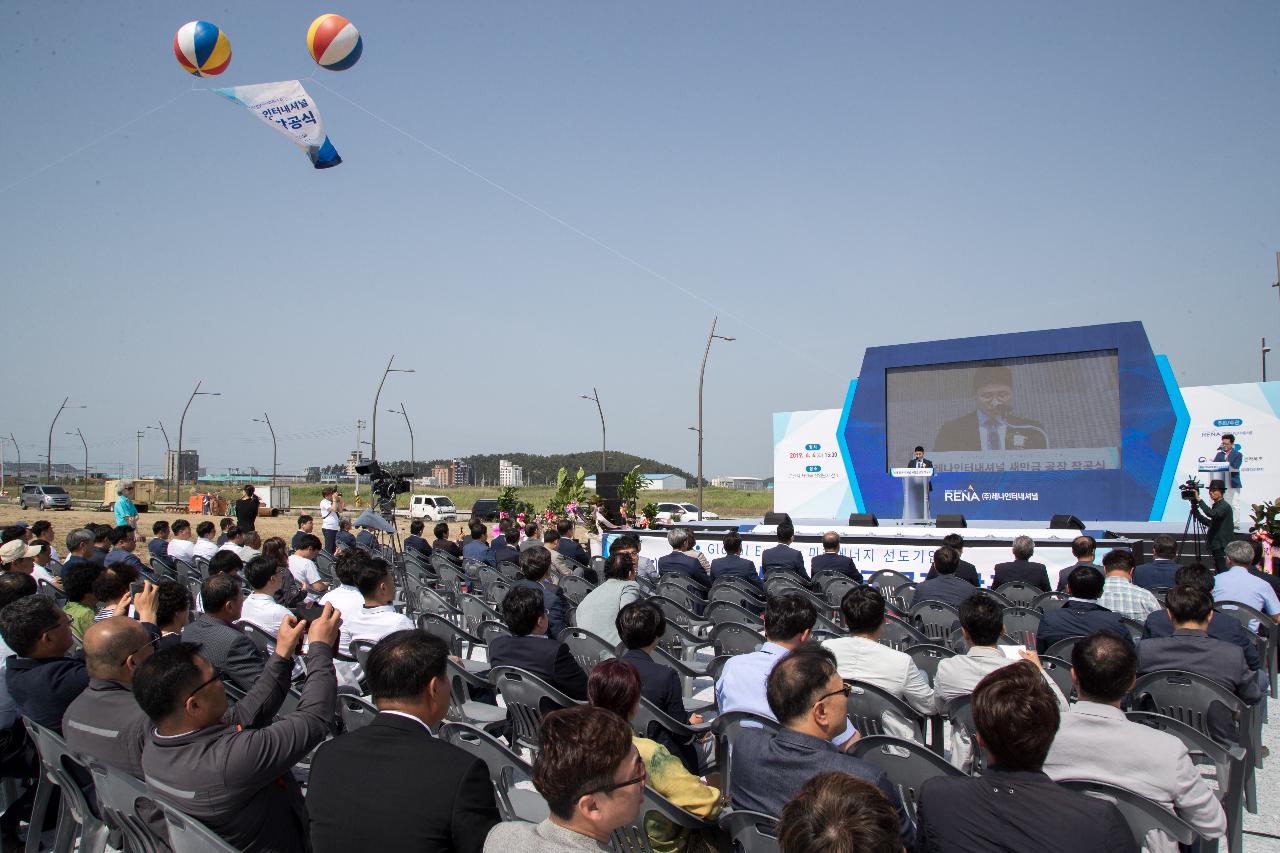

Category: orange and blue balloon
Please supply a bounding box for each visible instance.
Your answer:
[307,14,362,71]
[173,20,232,77]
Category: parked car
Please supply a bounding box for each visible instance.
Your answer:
[409,494,458,521]
[655,502,718,522]
[470,499,500,522]
[18,484,72,511]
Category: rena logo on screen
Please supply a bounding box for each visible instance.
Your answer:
[944,486,981,502]
[804,443,821,451]
[1214,419,1243,427]
[805,465,822,473]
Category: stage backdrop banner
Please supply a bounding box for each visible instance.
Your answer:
[773,407,859,519]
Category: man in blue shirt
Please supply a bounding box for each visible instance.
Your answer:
[147,520,173,571]
[1214,433,1245,520]
[760,520,805,577]
[709,530,763,591]
[809,531,859,581]
[1213,540,1280,623]
[1133,534,1182,591]
[462,521,490,563]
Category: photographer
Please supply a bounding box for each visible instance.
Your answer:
[1189,479,1233,571]
[319,486,345,555]
[234,485,261,533]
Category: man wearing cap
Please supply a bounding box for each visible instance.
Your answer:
[1191,480,1234,572]
[114,481,139,529]
[934,365,1048,452]
[0,540,41,575]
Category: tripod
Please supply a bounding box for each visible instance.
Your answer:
[1179,499,1205,563]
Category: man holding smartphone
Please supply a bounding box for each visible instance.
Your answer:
[319,487,345,555]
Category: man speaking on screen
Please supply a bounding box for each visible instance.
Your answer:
[934,365,1049,451]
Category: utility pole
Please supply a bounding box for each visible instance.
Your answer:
[147,423,171,503]
[355,419,366,499]
[47,397,85,481]
[387,403,414,480]
[66,428,87,498]
[694,316,735,521]
[177,381,220,506]
[1264,338,1272,383]
[136,431,144,479]
[8,434,18,487]
[371,355,414,462]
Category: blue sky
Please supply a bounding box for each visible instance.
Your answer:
[2,2,1277,480]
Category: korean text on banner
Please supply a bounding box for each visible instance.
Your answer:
[212,80,341,169]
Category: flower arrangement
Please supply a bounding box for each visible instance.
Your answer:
[1249,499,1280,573]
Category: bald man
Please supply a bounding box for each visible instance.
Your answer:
[61,583,160,778]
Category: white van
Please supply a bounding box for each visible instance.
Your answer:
[409,494,457,521]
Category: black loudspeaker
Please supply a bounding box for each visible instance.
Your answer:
[936,514,967,528]
[763,512,792,525]
[848,513,879,527]
[601,498,625,524]
[594,471,623,501]
[1049,514,1085,531]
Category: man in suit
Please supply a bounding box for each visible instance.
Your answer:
[933,365,1048,452]
[808,531,859,582]
[1056,535,1104,592]
[617,600,700,771]
[486,528,522,567]
[1143,563,1265,677]
[730,644,914,846]
[1214,433,1245,520]
[555,519,590,567]
[1133,534,1182,591]
[135,606,340,853]
[710,530,764,590]
[1,594,88,734]
[991,535,1052,591]
[914,546,979,608]
[180,574,264,692]
[923,533,980,586]
[431,522,464,560]
[487,585,587,700]
[655,529,711,590]
[403,519,431,559]
[1190,479,1234,571]
[147,520,174,572]
[761,520,806,577]
[1036,566,1133,654]
[915,662,1135,853]
[292,515,315,552]
[1043,631,1227,853]
[512,546,568,637]
[308,630,500,853]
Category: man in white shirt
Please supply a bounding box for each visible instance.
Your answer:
[1043,631,1227,853]
[288,534,329,604]
[217,526,245,556]
[318,552,363,617]
[337,556,413,684]
[237,530,263,563]
[240,556,293,651]
[192,521,219,561]
[167,519,196,564]
[319,486,344,555]
[821,585,934,740]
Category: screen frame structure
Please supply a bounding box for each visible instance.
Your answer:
[840,321,1182,522]
[882,348,1122,472]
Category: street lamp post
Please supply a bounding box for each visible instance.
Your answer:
[1264,338,1272,383]
[65,429,88,498]
[6,434,18,489]
[46,397,86,481]
[370,355,414,462]
[251,413,278,486]
[580,388,607,473]
[146,423,171,503]
[136,431,144,479]
[693,316,735,521]
[387,403,414,480]
[177,382,220,505]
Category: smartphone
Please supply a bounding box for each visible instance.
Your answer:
[130,580,146,595]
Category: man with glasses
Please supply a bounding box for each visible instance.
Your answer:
[0,596,87,734]
[134,603,341,852]
[484,705,645,852]
[729,643,914,847]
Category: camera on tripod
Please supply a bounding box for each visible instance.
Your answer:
[1179,476,1204,502]
[355,460,411,504]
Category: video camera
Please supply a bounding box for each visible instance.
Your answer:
[355,460,412,502]
[1179,476,1204,502]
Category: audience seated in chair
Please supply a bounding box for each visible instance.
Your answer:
[318,549,365,618]
[181,574,264,692]
[777,771,903,853]
[921,534,981,587]
[487,586,588,701]
[433,522,464,560]
[1055,536,1104,593]
[166,520,196,565]
[0,593,87,734]
[576,552,642,647]
[806,531,860,584]
[821,585,934,738]
[134,605,340,852]
[1142,562,1265,681]
[1133,534,1182,592]
[1035,565,1133,654]
[611,533,658,585]
[656,529,711,591]
[1042,631,1226,853]
[154,577,191,650]
[990,535,1051,592]
[0,574,43,846]
[1098,549,1161,622]
[1212,539,1280,620]
[104,525,153,581]
[913,546,979,608]
[487,522,522,567]
[288,534,328,604]
[760,521,806,578]
[512,546,569,638]
[483,705,644,852]
[240,555,293,650]
[336,556,414,686]
[729,643,914,847]
[914,661,1136,852]
[710,530,766,590]
[92,562,140,623]
[617,600,702,772]
[589,659,720,853]
[555,519,590,568]
[309,629,500,853]
[61,556,101,640]
[542,528,584,586]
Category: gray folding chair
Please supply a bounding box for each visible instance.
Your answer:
[1032,591,1069,611]
[24,720,108,853]
[557,626,618,675]
[559,574,597,605]
[705,600,764,628]
[879,616,929,651]
[1058,779,1200,850]
[845,679,928,746]
[156,802,238,853]
[909,600,961,642]
[851,734,966,823]
[719,811,780,853]
[488,665,580,754]
[994,581,1042,607]
[711,711,782,809]
[338,694,379,733]
[445,659,508,731]
[1000,606,1042,647]
[84,758,166,853]
[609,784,716,853]
[440,722,548,823]
[1043,635,1085,660]
[868,569,913,593]
[709,622,765,657]
[232,620,275,658]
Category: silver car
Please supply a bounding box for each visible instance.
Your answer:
[18,484,72,510]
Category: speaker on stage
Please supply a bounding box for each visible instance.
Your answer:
[600,498,625,524]
[848,513,879,527]
[1049,514,1085,531]
[763,512,792,526]
[936,514,967,528]
[594,471,623,501]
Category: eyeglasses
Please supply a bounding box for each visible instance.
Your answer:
[185,666,225,702]
[43,615,72,635]
[584,755,647,797]
[120,634,161,666]
[814,683,853,707]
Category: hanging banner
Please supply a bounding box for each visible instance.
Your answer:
[211,80,341,169]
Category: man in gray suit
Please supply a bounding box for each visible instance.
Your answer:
[729,644,915,847]
[181,574,263,692]
[1043,632,1226,853]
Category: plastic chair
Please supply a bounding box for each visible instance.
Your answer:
[909,600,961,642]
[1044,635,1085,660]
[1127,711,1245,853]
[1038,655,1075,701]
[1000,606,1042,646]
[435,564,468,605]
[149,557,176,580]
[845,679,928,746]
[1214,600,1278,698]
[868,569,913,592]
[25,720,108,853]
[610,784,716,853]
[313,550,337,586]
[156,801,239,853]
[557,626,617,675]
[657,575,708,600]
[477,565,505,592]
[418,612,486,661]
[457,593,504,633]
[764,578,828,611]
[559,574,597,605]
[477,620,512,644]
[719,810,780,853]
[37,579,68,606]
[462,558,489,582]
[851,734,966,823]
[904,643,954,687]
[761,569,810,591]
[890,582,918,611]
[879,616,929,651]
[814,573,862,608]
[1032,591,1069,611]
[707,583,765,612]
[632,695,712,773]
[980,589,1014,609]
[653,585,708,620]
[350,639,376,672]
[711,712,781,808]
[440,722,548,823]
[994,581,1042,606]
[84,758,166,853]
[1058,779,1199,849]
[487,665,581,753]
[443,658,507,731]
[709,622,765,657]
[338,694,379,733]
[494,560,522,582]
[706,600,764,628]
[232,620,275,658]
